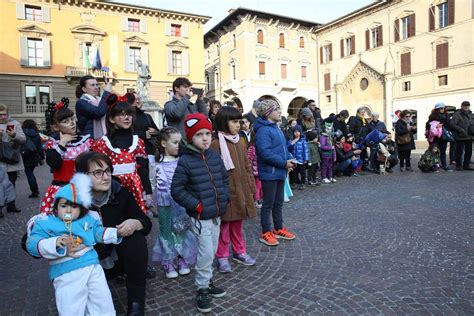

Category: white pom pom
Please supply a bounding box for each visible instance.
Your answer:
[70,173,93,209]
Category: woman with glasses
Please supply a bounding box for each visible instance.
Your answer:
[75,151,152,316]
[92,94,152,214]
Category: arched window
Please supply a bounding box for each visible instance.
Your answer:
[257,30,264,44]
[279,33,285,48]
[299,36,305,48]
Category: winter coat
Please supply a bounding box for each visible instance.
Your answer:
[319,134,336,160]
[308,142,321,164]
[133,107,159,155]
[364,129,387,146]
[287,136,309,164]
[427,121,442,143]
[171,144,229,220]
[0,165,15,206]
[333,118,348,136]
[395,119,416,151]
[0,119,26,172]
[253,117,292,181]
[418,150,440,172]
[164,95,207,138]
[211,138,256,221]
[348,115,370,141]
[368,120,388,133]
[21,128,44,168]
[335,145,354,162]
[76,91,110,138]
[450,109,474,141]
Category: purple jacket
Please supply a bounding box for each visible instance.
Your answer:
[319,134,336,160]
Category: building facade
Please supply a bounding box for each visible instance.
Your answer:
[0,0,209,125]
[204,8,321,116]
[315,0,474,139]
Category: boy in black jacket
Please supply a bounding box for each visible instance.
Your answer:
[171,113,229,313]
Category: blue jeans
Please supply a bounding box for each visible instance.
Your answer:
[261,180,284,233]
[24,166,39,193]
[336,159,352,172]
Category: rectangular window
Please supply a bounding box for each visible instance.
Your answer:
[401,16,410,39]
[27,38,43,67]
[326,95,331,103]
[301,66,307,82]
[323,45,330,63]
[438,75,448,86]
[371,28,379,49]
[344,37,352,56]
[25,5,42,21]
[400,52,411,76]
[402,81,411,91]
[259,61,265,78]
[281,64,287,80]
[172,51,182,74]
[128,47,141,72]
[324,73,331,91]
[24,84,51,113]
[128,18,140,32]
[436,42,449,69]
[171,24,182,37]
[438,2,448,28]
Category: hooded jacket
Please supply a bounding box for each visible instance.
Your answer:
[450,109,474,141]
[253,117,292,180]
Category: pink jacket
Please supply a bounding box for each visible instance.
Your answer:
[428,120,442,143]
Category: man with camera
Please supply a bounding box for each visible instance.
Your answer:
[164,77,207,138]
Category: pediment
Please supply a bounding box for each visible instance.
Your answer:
[166,40,188,48]
[18,25,51,35]
[71,25,106,36]
[340,61,384,90]
[124,35,149,44]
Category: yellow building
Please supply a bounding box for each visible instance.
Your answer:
[0,0,210,124]
[315,0,474,139]
[204,8,320,117]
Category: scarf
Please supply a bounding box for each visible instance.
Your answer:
[92,189,111,209]
[218,131,240,171]
[358,113,366,126]
[81,93,106,139]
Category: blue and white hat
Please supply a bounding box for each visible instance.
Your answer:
[54,173,93,209]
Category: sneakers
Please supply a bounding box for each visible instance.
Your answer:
[255,200,262,209]
[298,184,305,190]
[163,261,178,279]
[232,253,256,266]
[330,178,337,183]
[196,288,212,313]
[209,280,227,298]
[177,257,190,275]
[273,227,296,240]
[259,231,279,246]
[321,178,331,184]
[217,257,232,273]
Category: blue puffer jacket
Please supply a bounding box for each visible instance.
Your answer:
[364,129,387,146]
[254,117,292,180]
[287,135,309,163]
[171,144,229,220]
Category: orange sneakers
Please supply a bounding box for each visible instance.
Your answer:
[259,232,279,246]
[272,227,296,240]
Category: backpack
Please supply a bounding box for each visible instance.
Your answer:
[21,136,37,156]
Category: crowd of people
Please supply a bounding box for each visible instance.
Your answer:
[0,75,472,315]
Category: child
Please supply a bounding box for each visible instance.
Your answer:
[320,119,337,184]
[41,98,94,214]
[27,173,121,315]
[253,99,296,247]
[152,127,197,279]
[93,93,152,213]
[171,113,229,313]
[344,134,363,175]
[418,144,441,172]
[211,106,257,274]
[247,132,263,208]
[239,113,253,147]
[306,131,321,185]
[287,125,309,190]
[376,137,391,175]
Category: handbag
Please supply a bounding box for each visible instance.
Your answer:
[395,133,411,145]
[442,128,455,142]
[0,141,20,164]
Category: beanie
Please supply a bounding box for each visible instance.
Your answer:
[293,124,303,135]
[256,99,279,119]
[252,100,261,109]
[54,173,93,209]
[184,113,213,142]
[300,107,313,118]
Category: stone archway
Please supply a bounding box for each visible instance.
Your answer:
[288,97,307,118]
[231,97,243,113]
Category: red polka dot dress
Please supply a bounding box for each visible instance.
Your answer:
[40,135,93,214]
[93,135,148,213]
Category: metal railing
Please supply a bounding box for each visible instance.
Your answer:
[65,66,113,78]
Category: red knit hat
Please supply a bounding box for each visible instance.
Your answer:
[184,113,213,141]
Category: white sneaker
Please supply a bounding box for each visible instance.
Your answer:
[163,263,178,279]
[322,178,331,184]
[330,178,337,183]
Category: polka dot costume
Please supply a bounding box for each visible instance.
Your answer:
[93,135,148,213]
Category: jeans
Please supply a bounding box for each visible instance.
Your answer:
[455,140,473,168]
[24,166,39,193]
[336,159,352,172]
[260,180,284,233]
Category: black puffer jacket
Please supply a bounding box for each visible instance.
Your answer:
[133,107,159,155]
[171,144,229,220]
[22,128,44,167]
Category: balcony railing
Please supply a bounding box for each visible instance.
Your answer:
[65,66,114,79]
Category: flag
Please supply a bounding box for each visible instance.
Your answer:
[82,45,91,69]
[92,48,102,70]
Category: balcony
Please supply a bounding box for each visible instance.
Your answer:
[276,80,298,91]
[65,66,114,81]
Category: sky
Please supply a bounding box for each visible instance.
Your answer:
[111,0,375,32]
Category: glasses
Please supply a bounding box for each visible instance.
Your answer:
[88,168,112,179]
[118,112,132,118]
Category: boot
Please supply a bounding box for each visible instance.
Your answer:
[6,201,21,213]
[0,208,4,218]
[127,301,145,316]
[28,190,39,198]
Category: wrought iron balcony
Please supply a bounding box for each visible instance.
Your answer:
[65,66,114,80]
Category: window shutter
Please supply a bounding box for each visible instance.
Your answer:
[436,42,449,69]
[400,52,411,76]
[259,61,265,75]
[43,39,51,67]
[340,39,344,58]
[377,25,383,47]
[124,45,130,71]
[448,0,455,25]
[182,24,189,38]
[165,23,171,36]
[19,36,28,66]
[365,29,370,50]
[324,73,330,91]
[281,64,287,79]
[409,14,416,37]
[167,49,173,73]
[16,3,25,20]
[122,17,129,31]
[394,19,399,42]
[182,51,189,75]
[429,7,435,31]
[279,34,285,48]
[140,19,148,33]
[141,47,149,66]
[328,44,332,61]
[351,35,355,54]
[320,47,323,64]
[299,37,304,48]
[257,30,264,44]
[42,7,51,23]
[301,66,307,78]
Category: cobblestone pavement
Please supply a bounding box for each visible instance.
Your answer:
[0,160,473,315]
